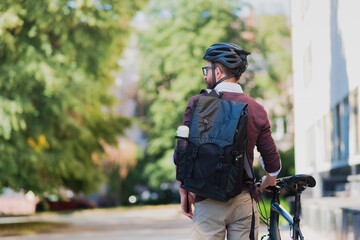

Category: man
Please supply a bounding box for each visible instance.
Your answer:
[176,43,281,239]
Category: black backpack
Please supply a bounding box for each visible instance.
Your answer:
[175,89,254,202]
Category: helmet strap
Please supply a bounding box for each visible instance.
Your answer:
[210,62,235,89]
[213,74,235,89]
[211,63,216,89]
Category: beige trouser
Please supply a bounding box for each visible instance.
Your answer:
[191,192,259,240]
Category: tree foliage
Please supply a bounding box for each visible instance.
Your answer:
[0,0,145,194]
[253,14,292,111]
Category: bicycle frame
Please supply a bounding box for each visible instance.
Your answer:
[267,186,304,240]
[258,174,316,240]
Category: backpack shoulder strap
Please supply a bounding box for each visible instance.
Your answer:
[200,89,223,98]
[200,89,211,94]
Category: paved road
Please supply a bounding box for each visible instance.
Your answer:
[1,205,326,240]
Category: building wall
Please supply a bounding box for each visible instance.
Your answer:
[292,0,360,196]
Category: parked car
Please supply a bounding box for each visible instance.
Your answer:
[36,197,97,211]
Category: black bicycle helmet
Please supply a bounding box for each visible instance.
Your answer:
[203,42,251,80]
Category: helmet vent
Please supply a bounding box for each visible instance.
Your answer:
[227,55,238,59]
[218,47,230,52]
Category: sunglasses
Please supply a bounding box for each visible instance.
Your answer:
[202,66,214,76]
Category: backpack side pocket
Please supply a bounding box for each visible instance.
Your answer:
[226,153,244,198]
[175,149,187,182]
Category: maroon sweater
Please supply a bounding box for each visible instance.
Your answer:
[180,92,281,201]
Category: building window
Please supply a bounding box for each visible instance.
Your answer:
[321,111,333,163]
[350,89,359,154]
[334,103,341,161]
[332,97,350,163]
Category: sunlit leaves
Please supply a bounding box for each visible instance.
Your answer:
[254,14,291,102]
[0,0,144,194]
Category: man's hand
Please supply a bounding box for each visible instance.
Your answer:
[178,181,195,219]
[180,190,195,219]
[259,173,277,193]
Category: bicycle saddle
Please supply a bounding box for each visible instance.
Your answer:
[284,174,316,189]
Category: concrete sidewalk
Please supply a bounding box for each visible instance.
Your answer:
[0,204,327,239]
[1,205,192,239]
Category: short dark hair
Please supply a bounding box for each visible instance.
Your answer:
[214,62,236,80]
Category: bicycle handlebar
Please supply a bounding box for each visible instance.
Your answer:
[256,174,316,191]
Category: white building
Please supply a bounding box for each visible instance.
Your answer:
[292,1,360,238]
[292,0,360,197]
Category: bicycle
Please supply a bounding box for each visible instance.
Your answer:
[256,174,316,240]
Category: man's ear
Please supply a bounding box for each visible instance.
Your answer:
[215,67,222,79]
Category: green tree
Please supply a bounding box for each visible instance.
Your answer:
[135,0,252,188]
[254,14,292,113]
[0,0,145,195]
